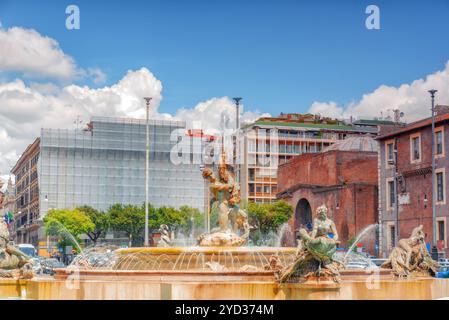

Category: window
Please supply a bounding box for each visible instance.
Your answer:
[385,140,394,166]
[388,224,396,249]
[265,142,270,153]
[436,169,446,204]
[387,143,394,161]
[411,135,421,162]
[390,226,396,246]
[436,127,444,156]
[438,220,445,244]
[249,169,255,181]
[387,179,396,209]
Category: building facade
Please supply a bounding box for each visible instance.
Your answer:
[277,136,379,253]
[11,117,206,247]
[377,106,449,258]
[11,138,40,245]
[239,113,379,204]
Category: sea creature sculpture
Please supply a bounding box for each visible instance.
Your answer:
[205,261,228,272]
[264,255,285,280]
[382,225,439,278]
[0,221,34,279]
[279,205,342,284]
[158,224,172,247]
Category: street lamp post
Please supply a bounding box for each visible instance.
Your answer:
[143,97,152,247]
[428,89,438,258]
[233,97,242,130]
[232,97,242,183]
[393,139,399,247]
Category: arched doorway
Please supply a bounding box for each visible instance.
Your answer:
[295,198,312,231]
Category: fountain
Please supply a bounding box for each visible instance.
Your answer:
[74,151,297,274]
[1,148,449,300]
[343,224,378,263]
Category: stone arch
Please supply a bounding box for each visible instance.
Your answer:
[295,198,313,231]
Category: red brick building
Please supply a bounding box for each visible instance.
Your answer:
[377,106,449,258]
[277,136,379,253]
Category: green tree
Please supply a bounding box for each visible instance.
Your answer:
[43,208,95,251]
[76,205,110,244]
[347,236,358,252]
[245,200,293,235]
[178,205,204,232]
[152,205,203,236]
[108,203,146,246]
[154,206,186,229]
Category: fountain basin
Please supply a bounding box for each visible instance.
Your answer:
[102,246,298,271]
[2,246,448,300]
[2,271,449,300]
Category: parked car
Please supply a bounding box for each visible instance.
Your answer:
[41,258,65,275]
[437,266,449,278]
[370,258,388,267]
[17,244,37,257]
[439,259,449,267]
[345,261,378,270]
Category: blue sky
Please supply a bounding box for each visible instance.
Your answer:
[1,0,448,116]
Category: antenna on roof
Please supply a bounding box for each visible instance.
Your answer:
[74,115,83,130]
[386,108,404,123]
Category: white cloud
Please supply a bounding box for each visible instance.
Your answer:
[0,68,160,172]
[86,68,107,85]
[0,25,104,83]
[0,68,268,173]
[61,67,164,119]
[0,24,272,174]
[308,101,345,119]
[308,61,449,122]
[175,97,270,130]
[0,26,78,80]
[0,25,273,174]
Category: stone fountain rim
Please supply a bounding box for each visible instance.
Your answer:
[54,268,276,275]
[115,246,298,254]
[52,268,396,278]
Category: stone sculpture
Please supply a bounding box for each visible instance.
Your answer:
[0,221,34,279]
[382,225,439,278]
[158,224,172,247]
[279,205,342,284]
[264,255,285,281]
[198,152,250,246]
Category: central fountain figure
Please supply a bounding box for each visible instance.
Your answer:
[198,152,250,247]
[279,205,342,284]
